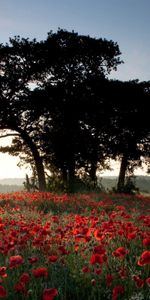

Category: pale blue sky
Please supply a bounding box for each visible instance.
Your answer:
[0,0,149,178]
[0,0,150,81]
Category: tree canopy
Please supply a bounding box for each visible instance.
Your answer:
[0,28,149,192]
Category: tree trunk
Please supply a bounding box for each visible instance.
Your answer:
[61,167,67,183]
[34,156,46,191]
[20,132,46,191]
[1,125,46,191]
[117,153,128,192]
[67,160,75,193]
[89,162,97,188]
[14,127,46,191]
[89,132,99,188]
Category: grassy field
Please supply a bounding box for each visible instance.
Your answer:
[0,191,149,299]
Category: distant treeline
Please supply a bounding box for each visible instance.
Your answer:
[0,185,23,193]
[100,176,150,193]
[0,176,149,194]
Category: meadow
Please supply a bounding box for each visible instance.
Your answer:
[0,192,149,299]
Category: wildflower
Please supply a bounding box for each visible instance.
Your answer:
[94,229,104,241]
[48,255,58,263]
[112,247,128,259]
[118,267,128,279]
[0,286,7,298]
[0,224,5,232]
[106,274,113,286]
[14,282,26,293]
[9,255,24,269]
[146,277,150,285]
[0,267,7,278]
[138,250,150,266]
[93,245,106,255]
[112,285,124,300]
[94,267,102,275]
[32,267,48,278]
[133,275,144,288]
[19,273,30,284]
[42,288,58,300]
[82,266,90,273]
[127,231,137,240]
[90,253,107,265]
[58,246,69,255]
[28,256,39,264]
[143,238,150,247]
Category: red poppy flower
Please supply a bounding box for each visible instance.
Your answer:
[14,282,26,293]
[0,267,7,278]
[112,247,128,259]
[93,245,106,255]
[28,256,39,264]
[9,255,24,269]
[0,224,5,232]
[58,246,69,255]
[82,266,90,273]
[90,253,107,265]
[42,288,58,300]
[118,267,128,279]
[0,286,7,298]
[32,267,48,278]
[19,273,30,284]
[112,285,124,300]
[94,267,102,275]
[138,251,150,266]
[143,238,150,247]
[127,231,137,240]
[94,229,104,241]
[146,277,150,285]
[133,275,144,288]
[48,256,58,263]
[106,274,113,286]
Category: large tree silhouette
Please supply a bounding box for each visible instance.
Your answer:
[0,37,47,190]
[106,79,150,192]
[0,29,123,191]
[33,29,122,190]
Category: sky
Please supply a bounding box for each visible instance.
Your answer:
[0,0,149,178]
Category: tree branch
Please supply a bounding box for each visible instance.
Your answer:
[0,133,20,139]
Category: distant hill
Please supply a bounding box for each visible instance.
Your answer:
[0,178,25,185]
[0,178,24,193]
[0,185,24,193]
[0,176,149,193]
[99,175,150,193]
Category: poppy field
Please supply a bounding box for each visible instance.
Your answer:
[0,192,149,300]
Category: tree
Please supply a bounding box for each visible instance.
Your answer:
[0,37,47,190]
[0,29,122,192]
[32,29,122,190]
[105,80,150,192]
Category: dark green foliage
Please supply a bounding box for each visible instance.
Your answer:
[112,176,139,194]
[23,174,38,192]
[0,29,150,194]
